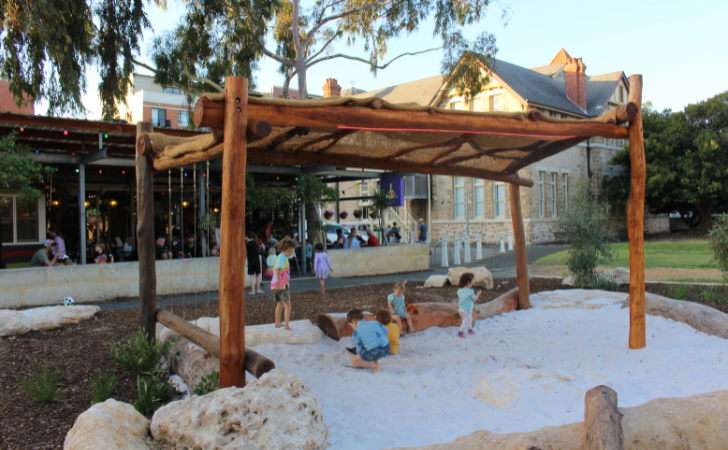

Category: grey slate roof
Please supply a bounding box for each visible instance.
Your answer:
[351,75,445,106]
[530,64,565,77]
[341,86,369,96]
[585,71,624,116]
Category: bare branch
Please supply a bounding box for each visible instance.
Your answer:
[262,48,295,66]
[306,47,440,70]
[182,64,224,93]
[303,0,394,51]
[305,31,342,64]
[292,0,303,58]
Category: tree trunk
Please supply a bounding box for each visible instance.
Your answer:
[306,204,325,248]
[296,59,308,100]
[697,203,713,233]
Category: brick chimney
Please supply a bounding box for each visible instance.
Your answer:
[322,78,342,98]
[564,57,587,111]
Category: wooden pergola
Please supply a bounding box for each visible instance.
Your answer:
[136,75,646,388]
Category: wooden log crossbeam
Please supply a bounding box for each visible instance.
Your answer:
[439,141,543,166]
[268,126,310,150]
[596,102,639,125]
[427,134,477,164]
[288,129,357,153]
[506,137,586,172]
[156,309,275,379]
[385,133,475,159]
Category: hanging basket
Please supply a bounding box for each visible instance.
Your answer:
[353,210,363,219]
[323,212,334,220]
[369,209,379,219]
[339,212,349,219]
[86,216,98,224]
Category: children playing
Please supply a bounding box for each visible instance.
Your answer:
[272,237,295,330]
[348,309,390,373]
[313,243,333,294]
[264,248,276,279]
[376,308,400,355]
[456,273,482,338]
[388,281,414,334]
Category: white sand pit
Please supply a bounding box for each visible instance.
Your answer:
[253,289,728,450]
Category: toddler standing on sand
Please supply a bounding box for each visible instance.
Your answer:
[388,281,414,334]
[456,273,481,338]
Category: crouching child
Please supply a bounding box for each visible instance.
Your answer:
[348,309,390,373]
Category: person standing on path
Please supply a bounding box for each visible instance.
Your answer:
[417,218,428,243]
[246,231,264,295]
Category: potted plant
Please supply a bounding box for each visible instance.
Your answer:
[353,208,363,219]
[323,210,335,220]
[85,208,99,224]
[339,210,349,219]
[369,208,378,219]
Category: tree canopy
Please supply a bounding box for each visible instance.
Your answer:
[0,132,56,201]
[603,91,728,231]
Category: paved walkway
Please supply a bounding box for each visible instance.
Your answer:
[98,244,567,312]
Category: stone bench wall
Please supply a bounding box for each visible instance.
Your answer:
[0,257,253,309]
[327,244,429,277]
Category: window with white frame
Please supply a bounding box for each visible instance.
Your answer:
[538,171,545,217]
[490,94,503,111]
[471,96,482,112]
[473,179,485,217]
[550,172,557,217]
[178,110,190,128]
[450,100,464,110]
[454,177,465,218]
[151,108,167,127]
[0,195,39,244]
[562,173,569,211]
[494,182,506,218]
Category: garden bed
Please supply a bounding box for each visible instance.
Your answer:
[1,277,726,448]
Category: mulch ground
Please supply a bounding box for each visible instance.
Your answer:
[1,277,726,449]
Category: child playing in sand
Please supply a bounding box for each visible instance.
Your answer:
[348,309,390,373]
[376,308,400,355]
[272,237,295,330]
[264,248,276,279]
[388,281,414,334]
[457,273,482,338]
[313,243,333,294]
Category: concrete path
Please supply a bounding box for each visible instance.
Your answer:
[98,244,567,312]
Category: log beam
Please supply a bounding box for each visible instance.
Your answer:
[584,385,623,450]
[219,76,249,388]
[509,183,531,309]
[194,98,630,140]
[595,102,639,125]
[156,309,276,379]
[136,122,156,340]
[626,75,646,350]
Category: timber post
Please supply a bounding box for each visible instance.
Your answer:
[508,182,531,309]
[627,75,646,349]
[219,76,249,388]
[136,121,157,340]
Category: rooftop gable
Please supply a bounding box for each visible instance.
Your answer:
[549,48,572,66]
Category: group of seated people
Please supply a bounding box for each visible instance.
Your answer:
[330,222,403,249]
[154,232,217,260]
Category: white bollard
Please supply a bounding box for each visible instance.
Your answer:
[499,231,506,253]
[411,227,416,244]
[508,230,514,251]
[454,237,461,265]
[463,235,471,263]
[476,231,483,260]
[441,234,449,267]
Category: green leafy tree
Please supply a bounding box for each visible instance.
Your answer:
[604,92,728,231]
[0,132,56,200]
[556,178,616,289]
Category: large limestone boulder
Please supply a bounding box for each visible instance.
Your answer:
[388,390,728,450]
[165,336,220,391]
[447,266,493,289]
[151,369,329,450]
[23,305,100,331]
[0,310,31,337]
[423,275,449,288]
[64,399,150,450]
[188,317,323,347]
[532,289,627,310]
[623,292,728,339]
[603,266,630,285]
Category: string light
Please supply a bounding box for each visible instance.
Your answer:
[63,130,68,136]
[99,170,102,174]
[122,170,126,175]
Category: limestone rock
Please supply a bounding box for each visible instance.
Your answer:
[165,336,219,391]
[63,399,150,450]
[447,266,493,289]
[0,310,31,337]
[531,289,627,310]
[389,390,728,450]
[622,292,728,339]
[23,305,100,332]
[423,275,449,288]
[151,369,329,450]
[603,266,630,285]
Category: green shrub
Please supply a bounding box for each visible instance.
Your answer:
[107,327,174,376]
[89,372,117,405]
[708,214,728,282]
[21,365,64,404]
[666,283,691,300]
[194,371,219,396]
[700,286,722,304]
[555,178,616,288]
[133,370,176,415]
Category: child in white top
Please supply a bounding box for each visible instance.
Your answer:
[456,273,481,338]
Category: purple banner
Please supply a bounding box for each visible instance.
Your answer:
[380,176,404,207]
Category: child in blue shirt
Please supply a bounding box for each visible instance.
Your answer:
[456,273,481,338]
[347,309,390,373]
[388,281,414,334]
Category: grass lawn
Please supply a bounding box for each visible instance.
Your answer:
[5,262,30,269]
[534,240,717,269]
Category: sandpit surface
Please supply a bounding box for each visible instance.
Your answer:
[256,289,728,450]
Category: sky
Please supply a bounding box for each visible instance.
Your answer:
[61,0,728,119]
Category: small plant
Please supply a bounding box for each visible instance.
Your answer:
[89,372,117,405]
[353,208,363,218]
[194,371,220,395]
[700,286,720,303]
[592,274,620,292]
[21,365,64,404]
[133,371,176,416]
[197,213,218,233]
[85,208,99,218]
[107,327,174,376]
[666,283,691,300]
[708,214,728,282]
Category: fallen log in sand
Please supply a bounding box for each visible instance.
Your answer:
[622,292,728,339]
[317,288,520,340]
[584,386,622,450]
